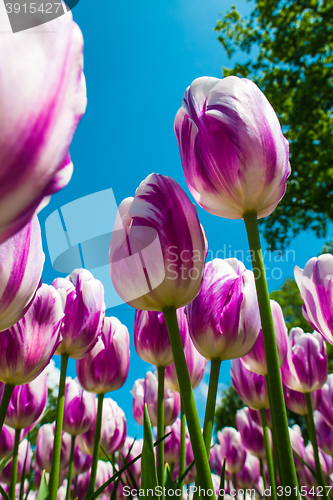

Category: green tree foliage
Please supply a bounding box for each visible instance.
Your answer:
[215,0,333,250]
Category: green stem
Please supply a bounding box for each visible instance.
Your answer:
[202,359,221,455]
[260,458,267,493]
[72,475,78,500]
[305,392,326,490]
[163,307,215,499]
[243,211,298,498]
[178,400,186,493]
[232,473,237,493]
[0,384,14,433]
[66,435,76,500]
[265,375,282,485]
[86,392,104,498]
[157,365,165,489]
[260,409,277,500]
[49,353,69,500]
[9,428,20,500]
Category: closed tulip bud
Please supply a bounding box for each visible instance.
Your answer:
[0,424,15,459]
[218,427,246,474]
[235,407,266,458]
[302,442,328,487]
[77,398,126,456]
[235,453,260,489]
[281,328,328,393]
[53,269,105,359]
[0,12,86,243]
[318,374,333,428]
[288,425,306,472]
[314,411,333,456]
[63,377,96,436]
[174,76,290,220]
[77,316,130,394]
[77,460,113,500]
[231,358,269,410]
[36,423,71,472]
[5,370,47,429]
[283,384,321,416]
[0,216,44,331]
[186,258,260,361]
[73,443,92,475]
[241,300,288,375]
[0,439,32,484]
[109,173,207,311]
[0,284,63,385]
[131,378,144,425]
[164,418,190,465]
[165,309,207,391]
[295,255,333,345]
[248,408,272,428]
[118,437,143,481]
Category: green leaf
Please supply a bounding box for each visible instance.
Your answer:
[164,464,176,500]
[36,470,49,500]
[141,404,158,497]
[0,483,10,500]
[218,457,226,500]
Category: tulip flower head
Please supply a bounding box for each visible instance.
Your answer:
[0,424,15,460]
[36,423,71,473]
[164,418,190,465]
[217,427,247,474]
[174,76,290,220]
[109,173,207,311]
[63,377,96,436]
[0,439,32,484]
[73,443,92,476]
[231,358,269,410]
[281,328,328,393]
[186,258,260,361]
[236,453,260,489]
[283,384,321,416]
[288,425,306,472]
[319,374,333,428]
[314,411,333,456]
[236,407,266,458]
[118,437,143,481]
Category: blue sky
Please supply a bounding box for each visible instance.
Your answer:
[38,0,331,438]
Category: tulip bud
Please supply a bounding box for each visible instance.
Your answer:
[109,173,207,311]
[36,423,71,472]
[318,374,333,428]
[77,460,113,500]
[0,439,32,484]
[73,443,92,476]
[248,408,272,428]
[77,316,130,394]
[0,284,63,385]
[5,370,47,429]
[174,76,290,220]
[52,269,105,359]
[186,258,260,361]
[235,407,266,458]
[0,424,15,459]
[283,384,321,416]
[0,13,86,243]
[63,377,96,436]
[241,300,288,375]
[217,427,246,474]
[163,418,190,465]
[231,358,269,410]
[288,425,306,472]
[281,328,328,393]
[118,437,143,481]
[235,453,260,489]
[314,411,333,456]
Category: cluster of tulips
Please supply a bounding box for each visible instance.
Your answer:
[2,5,333,500]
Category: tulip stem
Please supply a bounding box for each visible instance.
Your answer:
[9,428,20,500]
[86,392,104,499]
[163,306,215,499]
[243,210,298,498]
[260,409,277,500]
[304,392,326,490]
[260,458,267,492]
[179,400,186,493]
[49,353,69,500]
[0,383,14,433]
[157,365,165,489]
[203,359,221,455]
[72,475,78,500]
[66,435,76,500]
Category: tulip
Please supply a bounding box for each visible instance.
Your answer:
[288,425,306,472]
[283,384,321,416]
[33,463,68,490]
[217,427,246,474]
[118,437,143,481]
[76,460,113,500]
[0,439,32,484]
[248,408,272,428]
[0,12,86,244]
[318,374,333,428]
[5,370,47,430]
[314,411,333,456]
[235,407,266,458]
[52,269,104,359]
[235,453,260,489]
[241,300,288,375]
[231,358,269,410]
[0,424,15,459]
[186,258,260,361]
[77,397,126,456]
[36,424,71,473]
[0,284,63,386]
[73,444,92,476]
[77,316,130,394]
[281,328,327,393]
[163,418,184,465]
[301,442,328,487]
[63,377,96,436]
[109,173,207,311]
[0,216,44,332]
[174,76,290,220]
[295,254,333,345]
[131,372,180,426]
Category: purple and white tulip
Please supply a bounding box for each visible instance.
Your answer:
[217,427,247,474]
[73,443,92,475]
[241,300,288,375]
[0,12,86,243]
[283,384,321,416]
[0,284,63,385]
[174,76,290,220]
[36,423,71,473]
[0,424,15,460]
[248,408,272,428]
[77,460,113,500]
[53,269,105,359]
[236,453,260,489]
[118,437,143,481]
[295,255,333,344]
[288,425,306,472]
[231,358,269,410]
[77,316,130,394]
[281,328,328,393]
[0,216,44,331]
[0,439,32,484]
[109,173,207,311]
[5,370,47,429]
[186,258,260,361]
[314,411,333,456]
[163,418,186,465]
[319,374,333,428]
[63,377,96,436]
[235,407,266,458]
